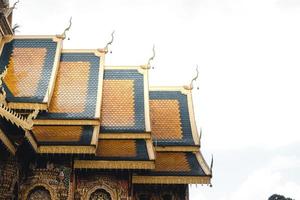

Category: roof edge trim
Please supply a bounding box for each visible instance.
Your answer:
[74,160,155,169]
[0,128,16,154]
[132,175,211,185]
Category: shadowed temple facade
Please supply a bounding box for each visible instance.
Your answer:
[0,1,212,199]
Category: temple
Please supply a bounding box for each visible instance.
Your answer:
[0,1,212,199]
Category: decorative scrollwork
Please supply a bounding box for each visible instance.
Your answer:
[57,17,72,40]
[184,65,199,90]
[12,0,20,10]
[104,31,115,54]
[141,45,155,70]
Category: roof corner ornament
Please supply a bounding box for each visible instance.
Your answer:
[57,17,72,40]
[141,45,155,70]
[26,109,39,129]
[199,127,202,145]
[12,0,20,10]
[104,30,115,54]
[0,66,8,105]
[184,65,199,90]
[210,154,214,174]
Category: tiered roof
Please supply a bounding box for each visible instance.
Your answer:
[0,19,212,185]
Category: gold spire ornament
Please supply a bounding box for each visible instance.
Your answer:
[141,45,155,70]
[12,0,20,10]
[104,31,115,54]
[184,65,199,90]
[57,17,72,40]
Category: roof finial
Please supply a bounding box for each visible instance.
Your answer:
[142,45,155,70]
[199,127,202,145]
[104,30,115,54]
[210,154,214,173]
[58,17,72,40]
[12,0,20,9]
[184,65,199,90]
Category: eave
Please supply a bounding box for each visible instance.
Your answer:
[132,175,211,185]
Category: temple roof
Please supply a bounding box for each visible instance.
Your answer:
[132,152,211,184]
[149,87,200,147]
[100,67,150,134]
[0,36,62,110]
[36,50,104,124]
[0,35,211,185]
[74,139,155,169]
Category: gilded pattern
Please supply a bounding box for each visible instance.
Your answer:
[150,100,183,140]
[4,47,47,97]
[97,140,137,157]
[49,61,90,113]
[155,153,190,172]
[101,80,135,126]
[32,126,83,142]
[75,174,128,200]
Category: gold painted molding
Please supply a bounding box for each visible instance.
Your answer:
[95,50,105,119]
[0,128,16,154]
[0,104,33,130]
[91,125,100,146]
[155,146,199,152]
[195,152,212,176]
[44,37,63,105]
[98,133,151,139]
[74,160,155,169]
[37,145,96,154]
[132,175,211,184]
[8,102,48,110]
[187,92,200,146]
[33,119,100,126]
[149,86,191,95]
[25,131,38,152]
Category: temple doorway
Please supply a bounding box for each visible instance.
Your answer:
[89,189,112,200]
[26,186,51,200]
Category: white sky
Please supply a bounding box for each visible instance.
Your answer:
[13,0,300,199]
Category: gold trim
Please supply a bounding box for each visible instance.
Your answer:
[62,49,101,54]
[91,125,100,146]
[195,152,211,176]
[149,86,190,95]
[104,66,143,70]
[33,119,100,126]
[8,102,48,110]
[0,128,16,154]
[25,131,38,151]
[132,175,211,184]
[95,51,105,119]
[74,160,155,169]
[155,146,199,152]
[146,139,155,160]
[44,37,63,105]
[38,145,95,154]
[0,104,33,130]
[13,35,60,39]
[98,133,151,139]
[187,92,200,146]
[143,69,151,132]
[149,86,200,145]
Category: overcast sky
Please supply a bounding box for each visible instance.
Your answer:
[13,0,300,199]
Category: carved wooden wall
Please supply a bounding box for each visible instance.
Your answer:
[133,185,188,200]
[0,156,19,200]
[75,173,129,200]
[20,164,71,200]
